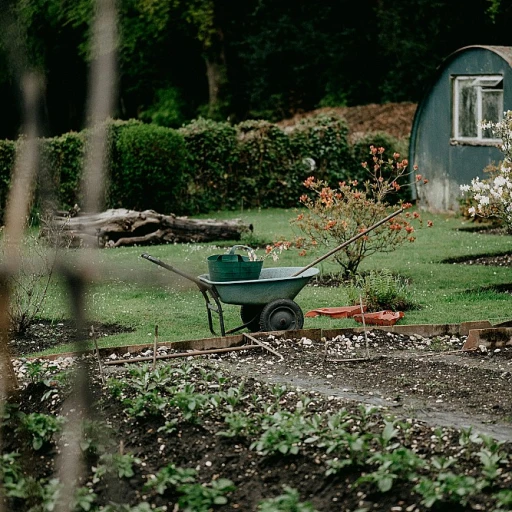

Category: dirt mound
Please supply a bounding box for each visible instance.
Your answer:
[278,102,417,141]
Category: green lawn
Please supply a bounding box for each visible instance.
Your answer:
[23,207,512,355]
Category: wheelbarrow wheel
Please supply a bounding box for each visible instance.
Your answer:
[240,305,264,332]
[259,299,304,332]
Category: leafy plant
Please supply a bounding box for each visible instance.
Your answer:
[93,453,141,483]
[494,489,512,511]
[80,419,115,456]
[217,411,258,438]
[157,418,179,435]
[73,486,98,512]
[258,486,319,511]
[143,463,196,495]
[414,472,485,508]
[122,390,169,418]
[346,268,416,311]
[357,448,426,492]
[177,478,235,511]
[170,383,209,422]
[250,410,310,456]
[18,412,67,450]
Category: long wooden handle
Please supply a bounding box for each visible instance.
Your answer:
[291,207,404,277]
[141,253,212,292]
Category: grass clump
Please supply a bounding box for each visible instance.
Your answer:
[346,268,417,312]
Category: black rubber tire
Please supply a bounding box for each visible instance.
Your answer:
[259,299,304,332]
[240,305,265,332]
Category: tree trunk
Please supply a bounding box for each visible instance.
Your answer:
[46,209,251,248]
[204,27,227,118]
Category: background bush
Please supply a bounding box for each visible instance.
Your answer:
[38,132,85,213]
[108,122,188,214]
[0,116,402,219]
[179,118,238,213]
[288,113,354,183]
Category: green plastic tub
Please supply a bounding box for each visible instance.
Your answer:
[207,245,263,282]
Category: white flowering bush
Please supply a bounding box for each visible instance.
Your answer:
[460,111,512,233]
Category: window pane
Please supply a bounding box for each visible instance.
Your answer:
[482,90,503,139]
[458,81,477,137]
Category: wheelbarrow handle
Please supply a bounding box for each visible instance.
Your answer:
[140,253,212,293]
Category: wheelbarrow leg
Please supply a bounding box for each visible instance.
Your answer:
[201,290,226,337]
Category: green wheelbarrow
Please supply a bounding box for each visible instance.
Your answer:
[141,207,404,336]
[141,252,319,336]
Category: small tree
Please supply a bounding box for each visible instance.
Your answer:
[460,111,512,234]
[291,146,430,277]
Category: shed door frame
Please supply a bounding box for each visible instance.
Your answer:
[452,74,503,144]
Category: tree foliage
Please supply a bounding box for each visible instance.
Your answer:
[1,0,512,138]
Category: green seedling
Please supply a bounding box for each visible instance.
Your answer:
[18,412,67,450]
[93,452,141,483]
[143,463,196,495]
[258,486,319,511]
[177,478,235,512]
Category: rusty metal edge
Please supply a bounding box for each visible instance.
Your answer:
[17,321,497,361]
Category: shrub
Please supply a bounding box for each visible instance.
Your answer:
[179,118,238,213]
[108,122,188,214]
[352,132,410,202]
[39,132,85,212]
[460,111,512,233]
[139,87,188,128]
[346,269,416,312]
[234,120,295,209]
[288,113,354,184]
[291,146,430,277]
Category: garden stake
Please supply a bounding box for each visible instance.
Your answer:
[153,325,158,370]
[243,333,284,360]
[103,344,262,365]
[91,325,105,386]
[360,295,370,359]
[291,207,404,277]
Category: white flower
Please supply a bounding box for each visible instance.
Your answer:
[460,184,471,192]
[468,206,476,216]
[494,176,507,187]
[479,196,490,206]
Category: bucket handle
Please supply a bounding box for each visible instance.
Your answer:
[228,245,258,262]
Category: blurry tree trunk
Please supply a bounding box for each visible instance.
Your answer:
[204,27,227,118]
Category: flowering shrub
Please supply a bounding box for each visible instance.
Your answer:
[460,111,512,234]
[291,146,430,276]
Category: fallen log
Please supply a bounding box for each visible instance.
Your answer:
[45,208,251,248]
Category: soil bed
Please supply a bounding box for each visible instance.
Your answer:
[6,329,512,512]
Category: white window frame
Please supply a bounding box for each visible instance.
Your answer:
[452,75,503,143]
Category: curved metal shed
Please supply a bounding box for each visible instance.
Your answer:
[409,45,512,212]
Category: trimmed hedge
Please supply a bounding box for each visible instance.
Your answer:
[108,122,188,214]
[179,118,238,213]
[0,116,396,220]
[39,132,85,211]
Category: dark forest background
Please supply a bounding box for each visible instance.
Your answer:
[1,0,511,140]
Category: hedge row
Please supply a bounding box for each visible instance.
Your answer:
[0,115,406,221]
